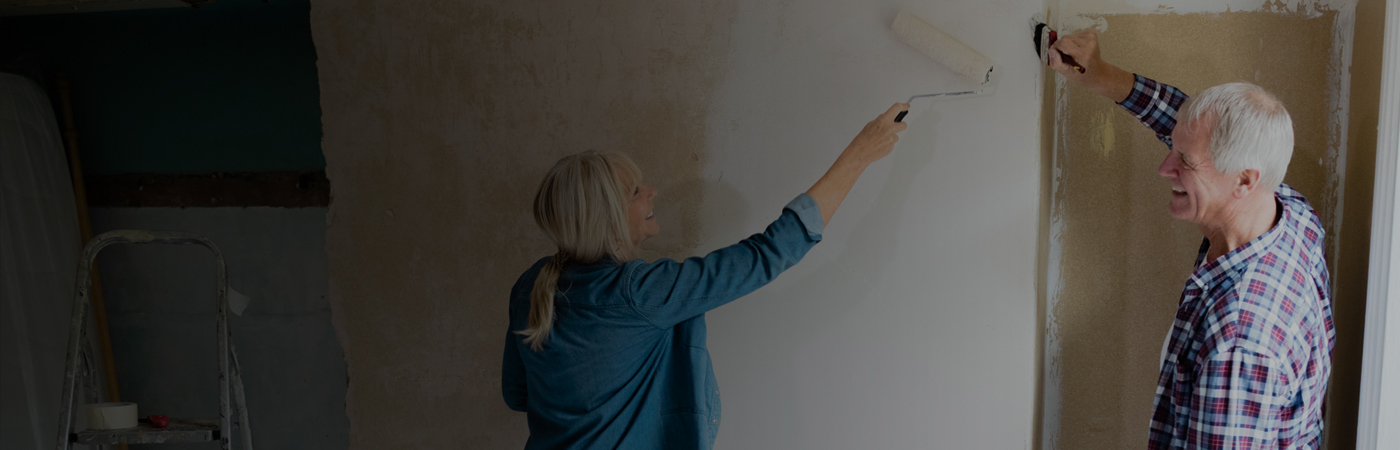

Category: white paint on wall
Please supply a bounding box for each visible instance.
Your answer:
[1049,0,1359,42]
[1326,3,1359,299]
[1059,0,1351,17]
[692,1,1045,448]
[1041,72,1072,450]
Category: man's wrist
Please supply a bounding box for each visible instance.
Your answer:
[1093,64,1134,103]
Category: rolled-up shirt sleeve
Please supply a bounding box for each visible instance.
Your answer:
[785,191,824,240]
[1119,74,1190,150]
[625,193,824,328]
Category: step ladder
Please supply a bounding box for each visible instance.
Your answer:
[54,230,254,450]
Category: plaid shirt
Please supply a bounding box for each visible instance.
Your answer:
[1119,75,1336,450]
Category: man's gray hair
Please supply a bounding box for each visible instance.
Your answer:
[1178,82,1294,190]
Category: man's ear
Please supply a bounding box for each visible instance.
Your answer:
[1235,168,1263,198]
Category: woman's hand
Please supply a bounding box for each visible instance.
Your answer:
[840,103,909,166]
[806,103,911,226]
[1049,29,1134,102]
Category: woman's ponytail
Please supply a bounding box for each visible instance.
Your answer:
[519,254,566,351]
[517,151,641,351]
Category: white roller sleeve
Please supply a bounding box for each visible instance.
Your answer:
[892,11,995,86]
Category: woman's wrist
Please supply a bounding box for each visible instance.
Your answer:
[835,147,876,171]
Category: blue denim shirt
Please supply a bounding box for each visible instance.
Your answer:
[502,194,824,449]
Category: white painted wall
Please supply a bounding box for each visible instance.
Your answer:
[694,1,1042,448]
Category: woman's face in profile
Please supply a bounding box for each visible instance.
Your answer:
[628,179,659,246]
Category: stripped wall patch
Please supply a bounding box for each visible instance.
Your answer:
[1038,2,1358,450]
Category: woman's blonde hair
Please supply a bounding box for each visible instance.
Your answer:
[518,151,642,351]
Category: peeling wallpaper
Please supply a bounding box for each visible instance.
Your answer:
[1037,1,1381,449]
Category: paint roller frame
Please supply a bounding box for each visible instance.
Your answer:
[890,11,998,122]
[894,69,999,122]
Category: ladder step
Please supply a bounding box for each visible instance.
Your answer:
[70,418,236,445]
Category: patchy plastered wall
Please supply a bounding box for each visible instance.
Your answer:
[314,0,1046,448]
[1329,0,1386,448]
[311,1,733,447]
[1039,1,1378,449]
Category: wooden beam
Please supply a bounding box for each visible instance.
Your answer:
[84,171,330,208]
[55,73,123,409]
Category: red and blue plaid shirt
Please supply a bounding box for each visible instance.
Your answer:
[1119,75,1336,450]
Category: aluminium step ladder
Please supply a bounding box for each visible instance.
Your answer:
[54,230,254,450]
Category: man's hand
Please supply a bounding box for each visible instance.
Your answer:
[1049,29,1135,102]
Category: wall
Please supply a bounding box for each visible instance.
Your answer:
[1038,1,1379,450]
[1329,0,1386,447]
[311,0,1044,448]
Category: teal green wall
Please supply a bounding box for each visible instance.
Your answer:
[1,0,323,174]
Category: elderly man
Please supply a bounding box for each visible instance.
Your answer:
[1048,31,1336,449]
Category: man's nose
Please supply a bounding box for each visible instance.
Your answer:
[1158,154,1175,178]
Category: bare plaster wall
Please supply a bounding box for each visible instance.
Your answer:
[311,1,734,447]
[313,0,1045,448]
[1039,1,1378,449]
[1329,0,1385,448]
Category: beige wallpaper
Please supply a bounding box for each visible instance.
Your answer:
[1039,8,1377,450]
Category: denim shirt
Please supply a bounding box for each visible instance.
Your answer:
[502,194,824,449]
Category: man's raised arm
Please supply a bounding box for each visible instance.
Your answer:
[1049,29,1189,149]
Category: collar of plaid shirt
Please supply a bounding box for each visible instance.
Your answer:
[1186,197,1288,293]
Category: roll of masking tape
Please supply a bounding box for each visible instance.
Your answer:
[85,402,138,429]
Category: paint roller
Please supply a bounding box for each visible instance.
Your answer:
[890,11,997,122]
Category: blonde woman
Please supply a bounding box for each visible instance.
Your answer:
[502,103,909,449]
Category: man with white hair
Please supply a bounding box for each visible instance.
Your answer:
[1049,31,1335,449]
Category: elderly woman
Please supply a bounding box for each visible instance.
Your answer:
[501,103,908,449]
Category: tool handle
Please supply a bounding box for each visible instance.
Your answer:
[894,110,909,122]
[1058,53,1086,73]
[1047,30,1086,74]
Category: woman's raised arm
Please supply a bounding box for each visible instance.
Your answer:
[805,102,909,226]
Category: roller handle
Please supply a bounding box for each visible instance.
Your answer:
[894,110,909,122]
